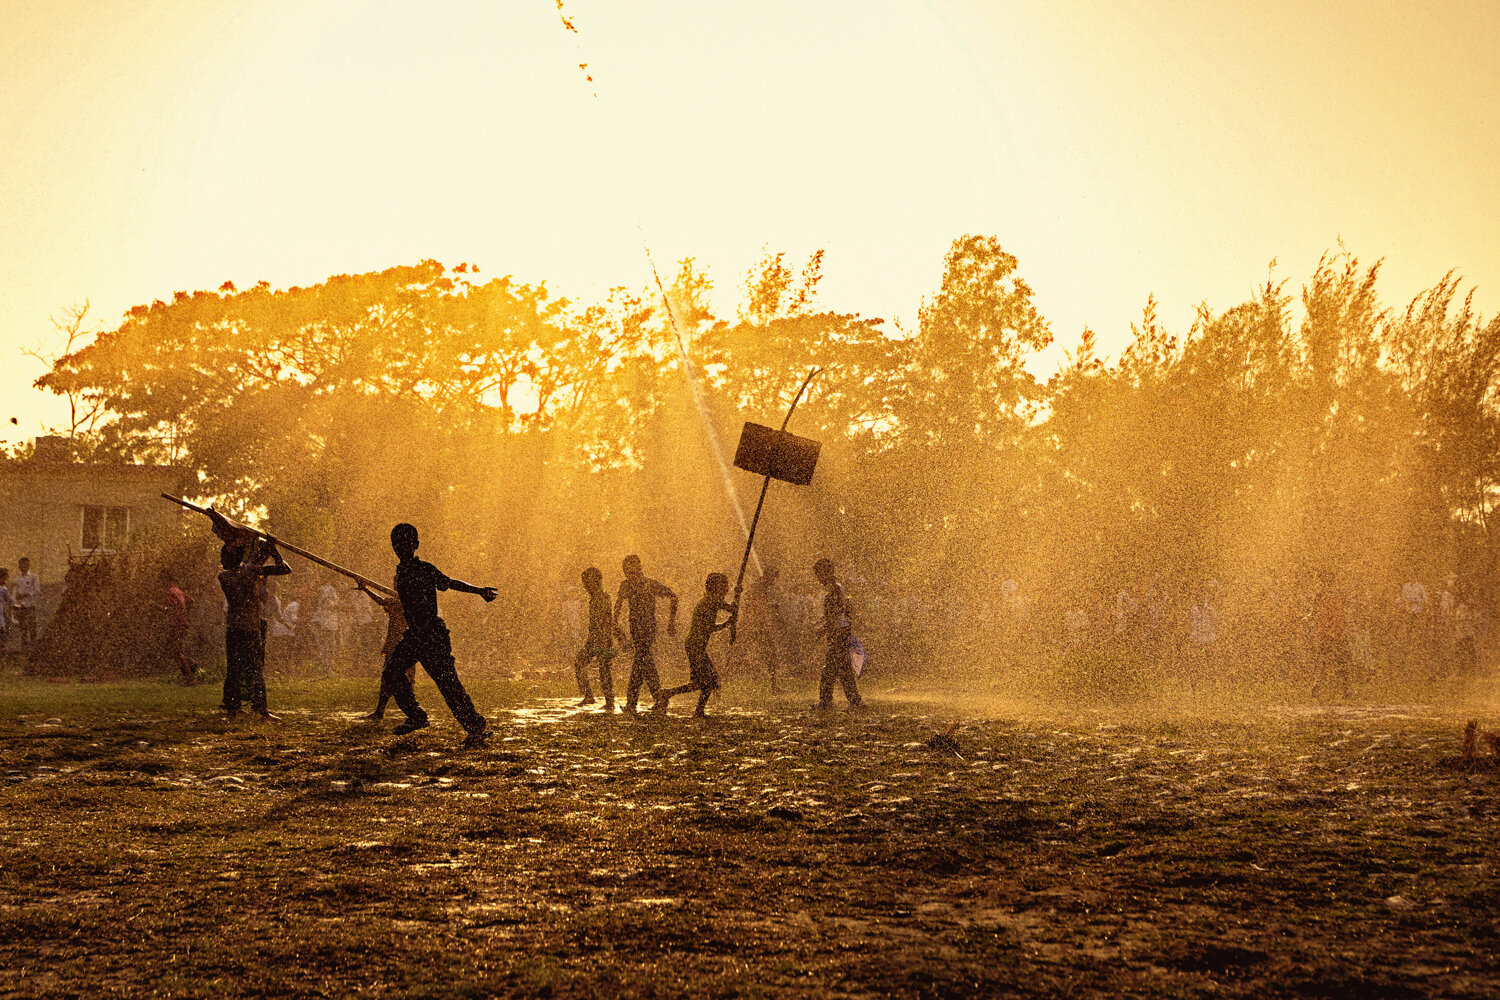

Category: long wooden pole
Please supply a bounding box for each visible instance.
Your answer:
[729,367,820,643]
[162,493,397,597]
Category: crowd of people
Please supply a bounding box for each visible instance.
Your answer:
[0,557,41,654]
[136,522,1494,716]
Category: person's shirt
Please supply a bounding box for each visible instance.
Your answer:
[1401,581,1428,615]
[12,571,40,608]
[395,557,452,633]
[0,584,11,624]
[1190,603,1217,646]
[271,599,299,639]
[618,575,674,640]
[823,581,852,639]
[257,578,276,624]
[219,562,287,632]
[313,584,342,629]
[744,578,785,632]
[1314,587,1346,640]
[685,594,725,655]
[1455,602,1478,641]
[586,589,613,645]
[352,593,375,628]
[164,585,190,628]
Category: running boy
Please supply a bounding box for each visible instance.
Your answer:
[219,538,290,720]
[356,577,408,720]
[658,572,736,717]
[613,554,678,714]
[383,523,497,747]
[574,567,620,710]
[813,558,864,711]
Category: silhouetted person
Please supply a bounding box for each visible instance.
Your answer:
[219,539,289,720]
[383,523,496,747]
[574,567,620,710]
[659,572,736,717]
[812,558,864,711]
[357,578,408,720]
[613,554,677,714]
[1312,571,1352,701]
[160,567,198,684]
[739,566,788,694]
[0,568,14,650]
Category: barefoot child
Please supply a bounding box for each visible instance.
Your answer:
[574,567,620,710]
[613,554,678,714]
[383,523,497,748]
[659,572,737,717]
[813,558,864,711]
[219,538,290,720]
[356,578,408,720]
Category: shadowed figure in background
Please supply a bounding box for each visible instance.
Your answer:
[613,554,678,715]
[383,523,497,748]
[160,567,198,685]
[356,577,407,721]
[218,538,289,720]
[738,565,788,694]
[658,572,737,717]
[573,567,620,710]
[812,557,864,711]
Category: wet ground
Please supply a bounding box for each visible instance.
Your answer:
[1,683,1497,998]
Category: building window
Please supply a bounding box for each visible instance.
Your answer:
[81,506,130,552]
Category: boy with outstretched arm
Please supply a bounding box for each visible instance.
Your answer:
[356,577,408,720]
[613,554,678,714]
[574,567,621,710]
[383,523,497,748]
[219,538,290,721]
[658,572,736,717]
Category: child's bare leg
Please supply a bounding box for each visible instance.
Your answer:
[599,656,615,709]
[573,648,595,705]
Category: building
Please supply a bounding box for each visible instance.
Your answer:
[0,436,187,626]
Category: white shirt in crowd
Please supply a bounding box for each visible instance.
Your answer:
[1400,581,1428,615]
[1190,602,1217,646]
[12,570,40,608]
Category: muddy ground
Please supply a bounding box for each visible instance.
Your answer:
[1,675,1497,999]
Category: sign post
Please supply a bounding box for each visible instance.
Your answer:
[729,368,823,642]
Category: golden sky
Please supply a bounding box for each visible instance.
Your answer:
[2,0,1496,443]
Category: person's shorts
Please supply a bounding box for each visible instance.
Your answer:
[580,643,615,663]
[687,651,720,691]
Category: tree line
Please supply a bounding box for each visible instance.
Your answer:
[28,238,1500,689]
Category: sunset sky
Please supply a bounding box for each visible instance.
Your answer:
[3,0,1496,444]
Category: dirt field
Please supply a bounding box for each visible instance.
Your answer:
[2,674,1498,998]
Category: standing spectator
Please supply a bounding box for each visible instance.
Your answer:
[160,568,199,684]
[0,567,13,651]
[312,582,342,673]
[1188,584,1217,693]
[812,558,865,712]
[737,566,789,694]
[270,587,300,665]
[350,586,376,662]
[1312,572,1352,700]
[1453,591,1480,679]
[1347,586,1376,681]
[12,557,41,651]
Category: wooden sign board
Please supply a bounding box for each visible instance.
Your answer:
[733,422,820,486]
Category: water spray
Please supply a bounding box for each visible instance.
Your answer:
[555,1,763,570]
